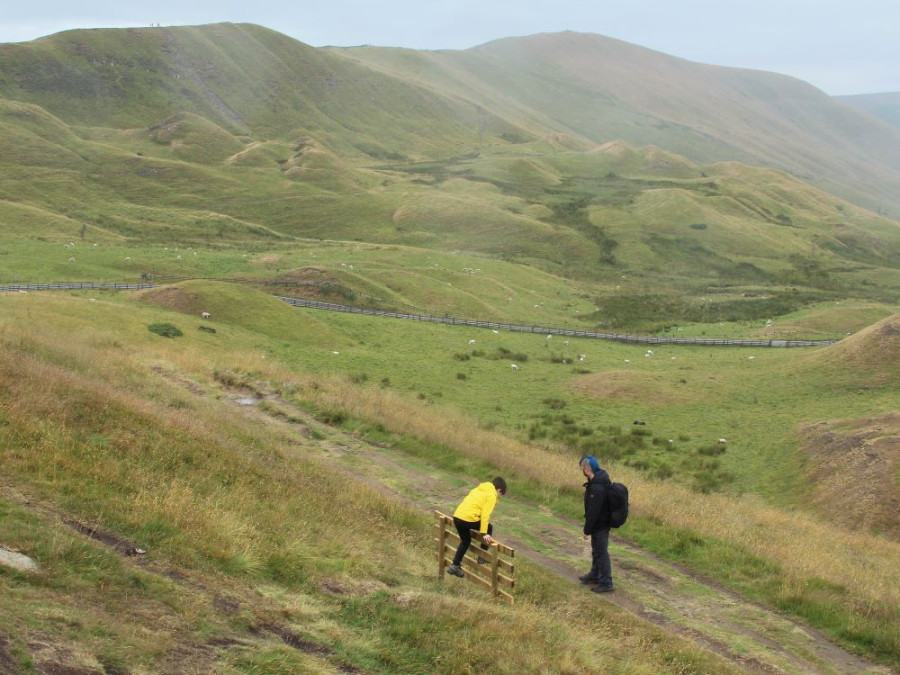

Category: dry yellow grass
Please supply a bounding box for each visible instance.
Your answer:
[290,374,900,611]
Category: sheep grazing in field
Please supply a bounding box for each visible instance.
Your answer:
[510,363,518,371]
[718,438,728,444]
[68,257,75,263]
[468,339,476,345]
[492,330,499,334]
[645,349,654,357]
[201,312,211,319]
[124,256,131,262]
[578,354,586,361]
[546,334,552,340]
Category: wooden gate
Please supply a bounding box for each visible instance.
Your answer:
[434,511,515,604]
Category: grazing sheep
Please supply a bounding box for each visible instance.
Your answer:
[546,334,552,340]
[468,339,476,345]
[124,256,131,262]
[492,330,499,334]
[578,354,586,361]
[510,363,518,371]
[201,312,211,319]
[718,438,728,444]
[68,257,75,262]
[624,359,630,363]
[331,351,340,355]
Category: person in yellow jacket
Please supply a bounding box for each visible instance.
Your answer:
[447,477,507,577]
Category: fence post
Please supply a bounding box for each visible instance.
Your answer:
[437,512,448,580]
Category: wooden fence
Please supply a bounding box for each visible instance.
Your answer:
[434,511,515,604]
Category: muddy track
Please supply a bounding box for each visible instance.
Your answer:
[236,389,890,675]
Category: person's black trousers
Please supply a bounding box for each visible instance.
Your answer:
[452,517,493,566]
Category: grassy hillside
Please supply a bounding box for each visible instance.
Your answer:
[1,288,898,673]
[837,91,900,131]
[333,31,900,216]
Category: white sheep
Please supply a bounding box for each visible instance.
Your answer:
[578,354,586,361]
[492,330,499,334]
[510,363,518,371]
[124,256,131,262]
[718,438,728,444]
[201,312,211,319]
[468,339,476,345]
[68,257,75,262]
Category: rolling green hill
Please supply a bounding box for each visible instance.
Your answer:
[2,23,900,310]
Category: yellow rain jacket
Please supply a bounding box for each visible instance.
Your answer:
[453,482,498,533]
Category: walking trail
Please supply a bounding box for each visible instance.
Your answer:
[227,384,890,675]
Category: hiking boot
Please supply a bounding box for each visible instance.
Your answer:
[447,564,464,578]
[578,573,599,584]
[591,584,614,594]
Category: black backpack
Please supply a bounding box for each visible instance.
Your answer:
[607,482,629,528]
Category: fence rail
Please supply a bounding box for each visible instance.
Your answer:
[434,511,515,604]
[274,296,838,348]
[1,282,839,348]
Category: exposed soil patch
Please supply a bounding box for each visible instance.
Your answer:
[801,413,900,539]
[253,625,363,673]
[62,519,146,557]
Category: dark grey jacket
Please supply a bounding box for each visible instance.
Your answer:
[583,468,612,534]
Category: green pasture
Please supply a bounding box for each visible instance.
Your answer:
[8,280,893,504]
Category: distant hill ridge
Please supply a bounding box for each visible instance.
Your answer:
[1,23,900,215]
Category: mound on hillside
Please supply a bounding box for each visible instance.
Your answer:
[800,413,900,539]
[570,370,691,404]
[135,279,346,348]
[811,314,900,372]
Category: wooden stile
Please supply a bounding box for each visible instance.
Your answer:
[434,510,515,604]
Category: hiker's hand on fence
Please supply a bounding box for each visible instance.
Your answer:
[482,534,493,544]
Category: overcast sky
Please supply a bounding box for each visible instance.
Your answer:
[2,0,896,96]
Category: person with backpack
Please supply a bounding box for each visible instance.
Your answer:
[579,455,616,593]
[446,477,507,578]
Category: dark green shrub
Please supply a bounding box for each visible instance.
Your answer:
[148,323,183,338]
